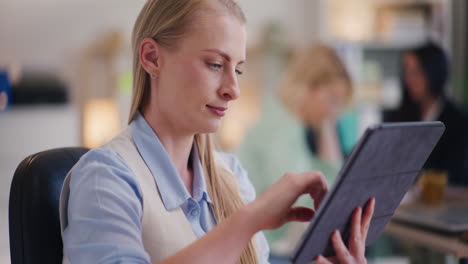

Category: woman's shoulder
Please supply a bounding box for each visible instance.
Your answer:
[69,147,142,201]
[440,99,468,124]
[216,152,245,175]
[215,152,257,203]
[73,147,129,172]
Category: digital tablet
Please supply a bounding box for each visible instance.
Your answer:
[291,122,445,263]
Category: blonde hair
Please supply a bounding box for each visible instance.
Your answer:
[279,43,352,114]
[129,1,257,264]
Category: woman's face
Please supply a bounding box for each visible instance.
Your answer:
[302,80,348,127]
[403,53,429,103]
[155,14,246,134]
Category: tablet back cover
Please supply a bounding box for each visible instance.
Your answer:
[291,122,445,263]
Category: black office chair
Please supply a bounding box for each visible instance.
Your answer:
[9,147,89,264]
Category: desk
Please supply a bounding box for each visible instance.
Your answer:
[384,186,468,263]
[385,221,468,258]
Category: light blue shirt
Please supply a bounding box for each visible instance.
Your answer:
[63,112,270,264]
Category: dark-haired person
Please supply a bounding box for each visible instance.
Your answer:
[385,42,468,186]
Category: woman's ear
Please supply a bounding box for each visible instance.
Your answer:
[139,38,162,77]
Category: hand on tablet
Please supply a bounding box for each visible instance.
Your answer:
[247,171,328,231]
[315,198,376,264]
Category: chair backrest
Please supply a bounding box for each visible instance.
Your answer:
[9,147,89,264]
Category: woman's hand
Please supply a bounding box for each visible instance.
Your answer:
[247,171,328,231]
[316,197,375,264]
[159,171,327,264]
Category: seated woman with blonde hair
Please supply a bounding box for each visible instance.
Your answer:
[280,44,353,166]
[60,1,373,263]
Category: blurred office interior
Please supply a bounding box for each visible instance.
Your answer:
[1,0,468,263]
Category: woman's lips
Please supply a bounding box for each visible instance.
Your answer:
[206,105,227,117]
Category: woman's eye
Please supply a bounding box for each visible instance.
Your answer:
[207,62,243,75]
[208,63,222,70]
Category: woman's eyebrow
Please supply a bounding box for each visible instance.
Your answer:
[202,48,245,65]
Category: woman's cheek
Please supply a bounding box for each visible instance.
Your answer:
[185,63,204,84]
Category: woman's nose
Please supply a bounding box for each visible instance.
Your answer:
[219,72,240,101]
[220,87,240,101]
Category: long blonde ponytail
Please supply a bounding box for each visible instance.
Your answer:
[129,1,258,263]
[195,134,258,264]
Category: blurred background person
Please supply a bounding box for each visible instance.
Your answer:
[235,43,354,252]
[279,44,354,168]
[384,41,468,186]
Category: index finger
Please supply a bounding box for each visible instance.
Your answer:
[283,171,328,209]
[303,171,328,209]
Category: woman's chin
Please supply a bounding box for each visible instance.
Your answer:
[196,121,221,134]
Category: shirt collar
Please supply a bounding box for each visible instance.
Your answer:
[190,144,213,203]
[129,112,212,210]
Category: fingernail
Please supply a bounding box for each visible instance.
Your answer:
[334,229,340,238]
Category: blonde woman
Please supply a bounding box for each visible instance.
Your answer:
[59,1,374,264]
[236,44,354,250]
[238,44,353,203]
[279,44,353,167]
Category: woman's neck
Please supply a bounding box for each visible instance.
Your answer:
[142,107,194,191]
[420,96,438,121]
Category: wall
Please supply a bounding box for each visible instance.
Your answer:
[0,0,320,73]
